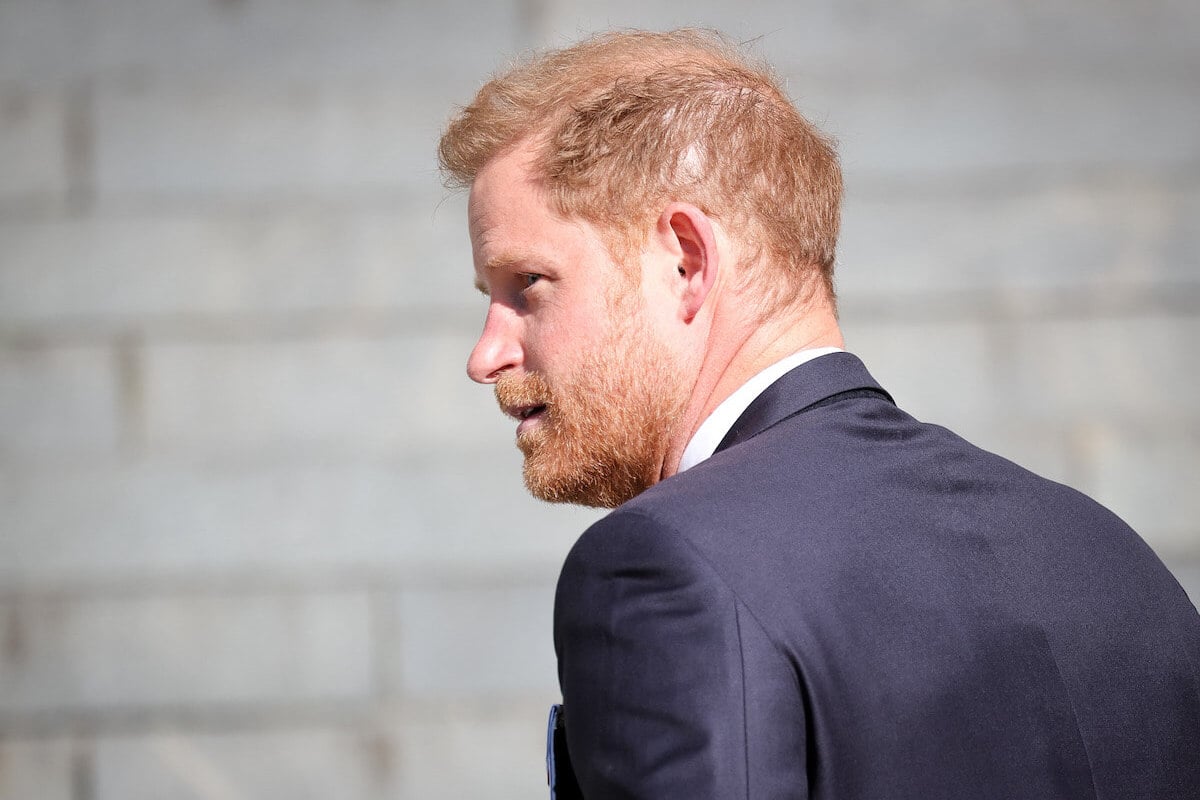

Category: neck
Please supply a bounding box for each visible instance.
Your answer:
[659,291,843,479]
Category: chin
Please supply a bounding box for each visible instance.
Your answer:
[521,451,657,509]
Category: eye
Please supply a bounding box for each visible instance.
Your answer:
[520,273,543,289]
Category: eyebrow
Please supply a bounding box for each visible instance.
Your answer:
[486,253,533,272]
[473,252,543,295]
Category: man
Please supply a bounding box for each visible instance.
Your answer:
[439,29,1200,799]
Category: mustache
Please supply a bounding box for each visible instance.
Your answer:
[495,371,554,409]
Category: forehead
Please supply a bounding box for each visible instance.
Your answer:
[466,146,541,246]
[467,145,617,274]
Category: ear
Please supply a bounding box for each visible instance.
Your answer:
[655,202,719,321]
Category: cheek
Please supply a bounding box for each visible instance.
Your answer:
[535,305,614,359]
[517,319,570,375]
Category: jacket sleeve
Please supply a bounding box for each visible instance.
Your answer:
[553,508,807,798]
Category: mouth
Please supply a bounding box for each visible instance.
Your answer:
[504,403,548,432]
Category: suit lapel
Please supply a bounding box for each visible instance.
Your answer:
[714,352,893,455]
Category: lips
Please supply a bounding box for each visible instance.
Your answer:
[495,373,554,436]
[518,404,546,420]
[504,403,547,421]
[501,403,549,438]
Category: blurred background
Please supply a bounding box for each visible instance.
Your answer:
[1,1,1197,797]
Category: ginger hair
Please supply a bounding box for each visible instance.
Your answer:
[438,29,842,312]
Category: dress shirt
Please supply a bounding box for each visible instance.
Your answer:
[676,347,844,473]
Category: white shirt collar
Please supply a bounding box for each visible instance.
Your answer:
[676,347,843,473]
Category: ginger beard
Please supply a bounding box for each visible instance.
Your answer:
[495,307,687,509]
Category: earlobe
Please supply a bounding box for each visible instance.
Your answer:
[659,203,718,322]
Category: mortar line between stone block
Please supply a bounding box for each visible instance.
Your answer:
[0,291,1196,349]
[515,0,553,51]
[369,586,401,706]
[64,80,95,217]
[113,334,146,459]
[71,737,95,800]
[0,567,562,603]
[1,701,381,739]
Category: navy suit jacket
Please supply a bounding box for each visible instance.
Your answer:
[553,352,1200,798]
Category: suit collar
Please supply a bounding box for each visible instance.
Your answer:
[714,352,893,455]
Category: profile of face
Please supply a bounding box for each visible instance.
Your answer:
[466,147,687,508]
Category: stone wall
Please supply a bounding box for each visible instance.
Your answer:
[1,1,1197,797]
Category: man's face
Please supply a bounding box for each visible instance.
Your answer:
[466,146,687,508]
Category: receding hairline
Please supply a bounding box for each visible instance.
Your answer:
[439,28,781,188]
[440,27,844,314]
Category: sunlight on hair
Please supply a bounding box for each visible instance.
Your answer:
[439,29,842,317]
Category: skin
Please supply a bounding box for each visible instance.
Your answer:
[467,138,845,489]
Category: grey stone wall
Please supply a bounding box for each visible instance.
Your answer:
[1,1,1196,797]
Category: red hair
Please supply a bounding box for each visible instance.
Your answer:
[439,29,842,311]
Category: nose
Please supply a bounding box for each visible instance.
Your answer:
[467,302,522,384]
